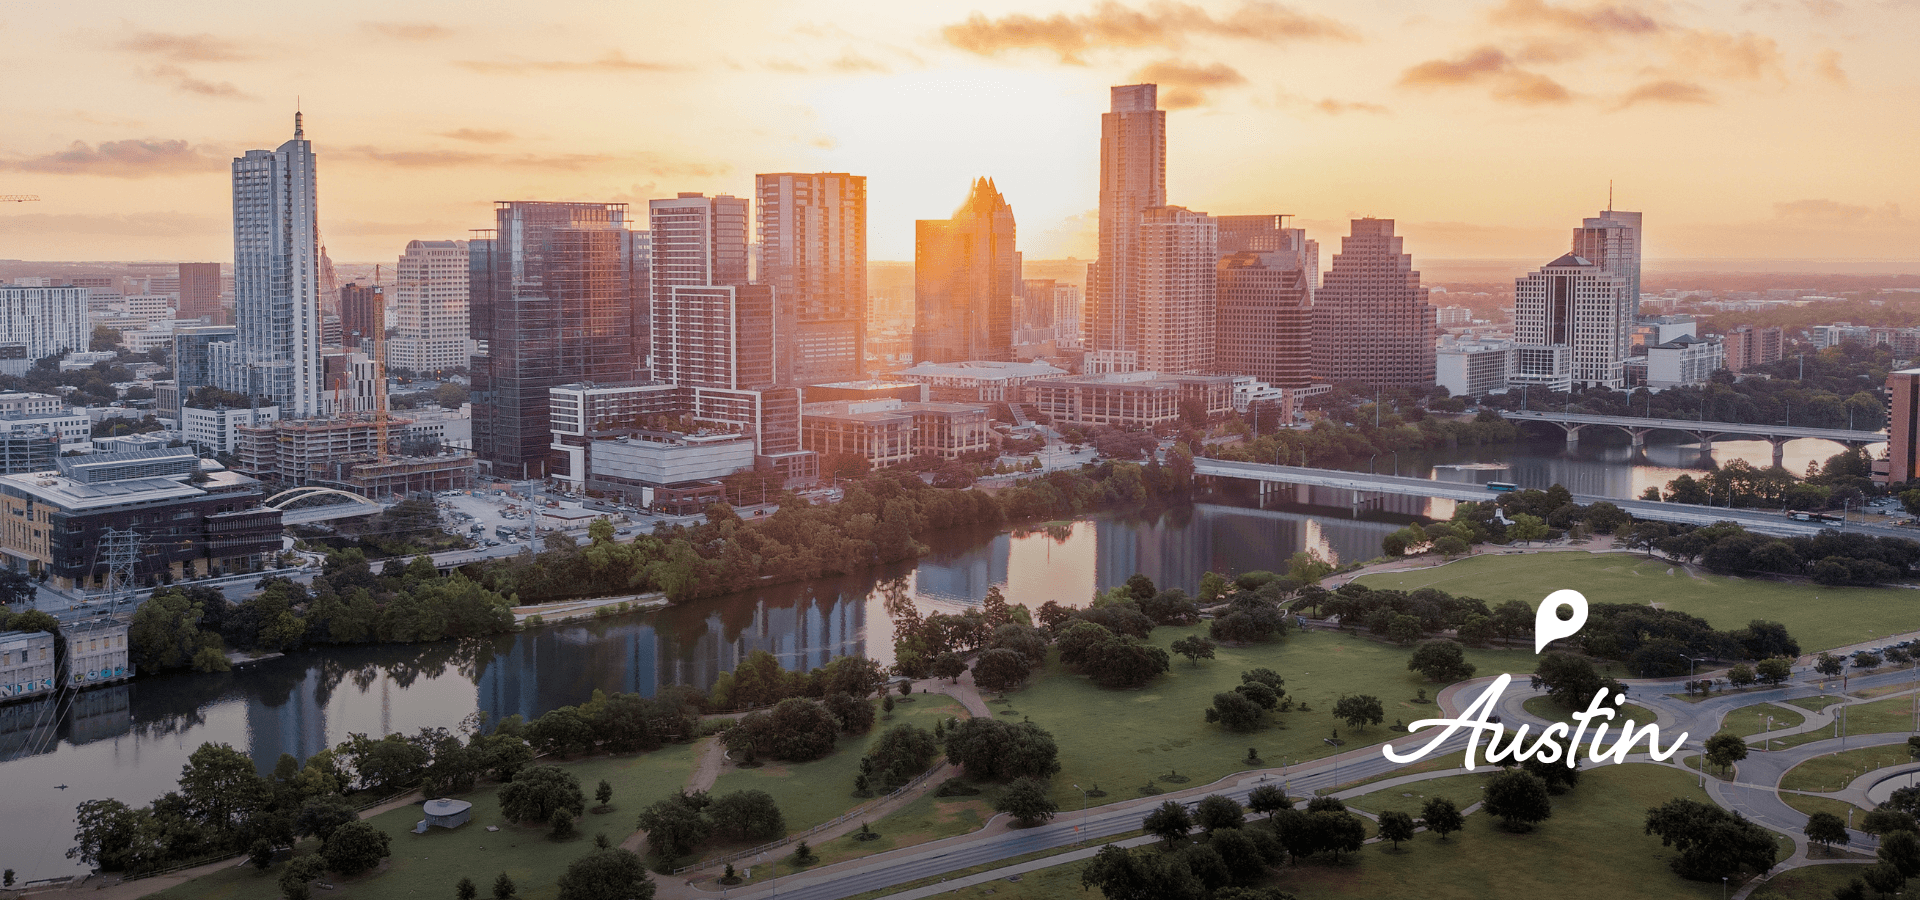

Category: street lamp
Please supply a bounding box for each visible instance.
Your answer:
[1072,783,1089,842]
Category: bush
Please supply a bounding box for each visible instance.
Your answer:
[708,790,786,842]
[993,777,1058,826]
[943,718,1060,781]
[865,724,940,788]
[500,766,586,824]
[321,820,390,877]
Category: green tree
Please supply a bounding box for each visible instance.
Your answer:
[1643,798,1779,880]
[993,777,1059,826]
[1726,664,1756,688]
[1483,769,1552,832]
[634,794,711,860]
[1080,844,1203,900]
[1815,653,1846,678]
[1755,658,1793,685]
[1195,794,1244,832]
[1506,513,1550,545]
[493,871,517,899]
[280,856,325,900]
[178,742,270,833]
[1332,695,1384,729]
[1420,796,1464,840]
[1881,828,1920,879]
[1143,800,1194,847]
[321,820,391,877]
[1377,810,1416,849]
[293,795,358,842]
[971,648,1032,694]
[499,765,586,824]
[1171,635,1216,667]
[1407,640,1476,682]
[1804,811,1849,854]
[1864,863,1907,898]
[708,790,786,841]
[943,718,1060,781]
[555,846,655,900]
[595,780,613,810]
[1246,784,1290,820]
[549,808,576,840]
[929,652,968,683]
[1705,732,1749,774]
[1205,691,1265,732]
[458,876,478,900]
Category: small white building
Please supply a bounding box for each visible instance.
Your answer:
[182,405,280,454]
[1644,335,1726,390]
[1436,339,1511,397]
[417,798,472,832]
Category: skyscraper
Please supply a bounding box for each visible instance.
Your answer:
[338,282,382,350]
[213,113,323,417]
[1310,218,1436,389]
[756,173,867,384]
[1511,253,1631,390]
[390,239,472,373]
[1091,84,1166,373]
[1134,205,1216,375]
[176,262,223,324]
[913,178,1018,364]
[469,201,634,477]
[624,230,651,376]
[1573,209,1642,317]
[1218,214,1317,301]
[1216,250,1311,388]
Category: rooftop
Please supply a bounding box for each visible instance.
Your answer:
[895,360,1066,381]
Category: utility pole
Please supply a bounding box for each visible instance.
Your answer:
[100,528,141,615]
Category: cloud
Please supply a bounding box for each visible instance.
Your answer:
[1487,0,1661,36]
[1815,48,1848,85]
[0,139,221,178]
[455,52,681,75]
[1398,46,1574,104]
[828,50,890,73]
[437,128,515,144]
[1665,29,1784,81]
[1312,98,1390,115]
[1773,199,1903,223]
[116,30,253,62]
[332,146,728,177]
[941,1,1357,64]
[144,65,252,99]
[360,22,454,41]
[1612,79,1714,109]
[0,212,222,238]
[1131,59,1246,108]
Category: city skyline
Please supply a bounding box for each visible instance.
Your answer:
[1,1,1913,264]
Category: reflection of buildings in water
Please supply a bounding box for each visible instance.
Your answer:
[1508,448,1638,499]
[246,667,329,770]
[1291,485,1431,518]
[1091,505,1400,592]
[0,694,57,760]
[67,685,131,746]
[914,533,1009,603]
[1303,518,1336,566]
[477,597,866,725]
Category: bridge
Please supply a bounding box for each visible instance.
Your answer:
[1191,458,1909,539]
[264,487,386,525]
[1502,410,1885,467]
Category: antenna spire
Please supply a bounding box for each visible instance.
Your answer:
[1607,180,1613,213]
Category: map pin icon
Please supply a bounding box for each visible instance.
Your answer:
[1535,589,1588,654]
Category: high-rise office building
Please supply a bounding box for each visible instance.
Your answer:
[1090,84,1166,373]
[1134,205,1217,375]
[173,325,238,398]
[1573,209,1642,317]
[469,202,635,477]
[1216,251,1311,388]
[0,286,88,362]
[212,113,323,418]
[390,239,472,373]
[913,178,1018,364]
[1217,215,1317,301]
[1310,218,1436,389]
[338,282,382,350]
[177,263,223,324]
[756,173,867,384]
[1511,253,1631,390]
[1883,367,1920,485]
[625,230,651,376]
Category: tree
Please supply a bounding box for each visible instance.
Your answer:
[321,820,391,877]
[293,795,358,842]
[1143,800,1194,847]
[1332,695,1384,729]
[1205,691,1265,732]
[1531,652,1623,709]
[595,780,613,810]
[1195,794,1245,832]
[1755,658,1792,686]
[248,838,275,871]
[1864,863,1907,898]
[500,765,586,825]
[1815,653,1846,678]
[458,876,479,900]
[1726,664,1756,689]
[943,718,1060,781]
[1862,809,1919,835]
[634,794,711,861]
[281,856,326,900]
[993,777,1059,826]
[1377,810,1416,849]
[550,808,577,840]
[929,652,968,683]
[1705,732,1749,774]
[493,871,517,900]
[1805,811,1849,854]
[1420,796,1464,840]
[1881,828,1920,879]
[1507,513,1550,545]
[1311,810,1367,861]
[971,648,1032,694]
[1644,798,1779,880]
[864,723,940,788]
[1407,640,1476,682]
[1081,844,1203,900]
[179,741,270,833]
[1246,784,1290,820]
[823,692,876,734]
[1483,769,1552,832]
[555,847,655,900]
[1171,635,1216,667]
[708,790,786,842]
[1520,758,1581,795]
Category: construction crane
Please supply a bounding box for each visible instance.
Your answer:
[0,195,40,203]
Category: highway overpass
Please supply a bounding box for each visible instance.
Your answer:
[1503,410,1885,467]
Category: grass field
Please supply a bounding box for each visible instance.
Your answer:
[1721,702,1807,739]
[1748,862,1879,899]
[1788,694,1848,712]
[1779,791,1871,828]
[1770,693,1918,749]
[707,695,965,837]
[1354,552,1919,652]
[153,741,701,900]
[1006,625,1542,810]
[1782,744,1919,792]
[1519,694,1660,727]
[1344,771,1491,820]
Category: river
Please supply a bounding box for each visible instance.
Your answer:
[0,431,1851,879]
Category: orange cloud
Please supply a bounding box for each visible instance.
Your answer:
[1612,79,1714,109]
[361,22,454,41]
[1666,29,1784,81]
[1815,48,1847,86]
[1773,199,1902,223]
[1487,0,1662,36]
[116,30,254,62]
[0,139,221,178]
[143,65,251,99]
[942,1,1356,64]
[1398,46,1576,104]
[333,146,728,178]
[1132,60,1246,108]
[438,128,515,144]
[1313,98,1390,115]
[455,52,681,75]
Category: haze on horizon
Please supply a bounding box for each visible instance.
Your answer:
[1,0,1915,266]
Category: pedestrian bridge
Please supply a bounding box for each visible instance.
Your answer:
[264,487,385,524]
[1502,410,1884,467]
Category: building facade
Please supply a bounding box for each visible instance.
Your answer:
[1133,206,1216,376]
[214,113,323,417]
[1026,371,1233,430]
[177,262,224,324]
[913,178,1018,364]
[1090,84,1166,373]
[181,405,280,454]
[1511,253,1631,390]
[338,282,382,350]
[1722,326,1784,373]
[1310,218,1436,389]
[1886,368,1920,484]
[0,630,55,702]
[756,173,867,384]
[0,286,88,362]
[1573,209,1643,318]
[1435,339,1511,397]
[1644,335,1726,389]
[390,240,472,373]
[893,360,1067,403]
[801,398,992,469]
[1216,249,1311,388]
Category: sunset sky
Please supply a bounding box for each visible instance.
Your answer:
[1,0,1915,265]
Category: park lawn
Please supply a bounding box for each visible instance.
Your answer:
[1005,625,1541,812]
[151,741,700,900]
[1344,771,1491,821]
[1747,862,1880,899]
[1770,693,1918,750]
[1851,678,1919,699]
[695,787,999,890]
[1276,764,1750,900]
[1788,694,1847,713]
[1354,552,1917,652]
[1721,702,1807,739]
[1782,744,1919,793]
[705,695,964,839]
[1779,791,1871,828]
[1519,695,1660,727]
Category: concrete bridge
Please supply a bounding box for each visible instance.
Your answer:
[1190,457,1911,539]
[1502,410,1886,467]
